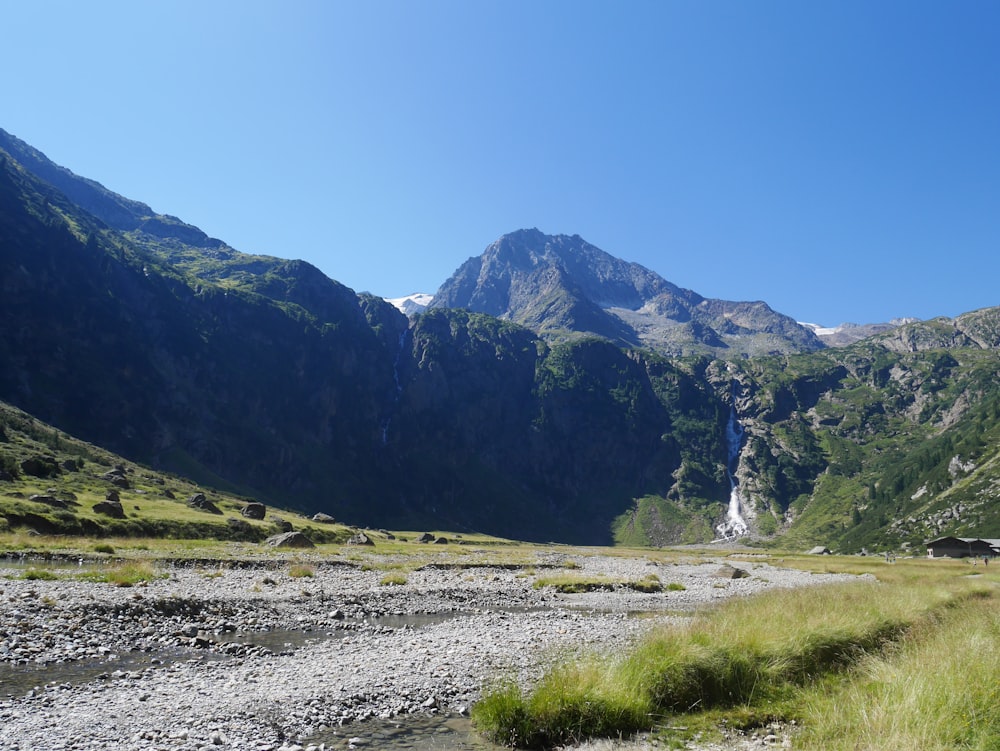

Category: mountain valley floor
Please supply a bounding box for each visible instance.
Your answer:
[0,545,863,751]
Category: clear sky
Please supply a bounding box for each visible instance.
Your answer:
[3,1,999,325]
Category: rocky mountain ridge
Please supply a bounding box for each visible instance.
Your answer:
[801,319,914,347]
[429,228,913,357]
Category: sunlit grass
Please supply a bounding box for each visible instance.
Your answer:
[474,558,1000,749]
[11,567,60,581]
[76,560,161,587]
[796,592,1000,751]
[532,572,664,593]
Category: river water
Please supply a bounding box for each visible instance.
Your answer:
[0,604,517,749]
[313,714,505,750]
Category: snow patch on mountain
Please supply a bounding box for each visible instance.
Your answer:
[800,319,913,347]
[386,293,433,316]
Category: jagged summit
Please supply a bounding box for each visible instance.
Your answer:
[431,229,823,356]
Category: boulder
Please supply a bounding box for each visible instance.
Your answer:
[311,512,336,524]
[29,494,67,509]
[187,493,222,515]
[272,517,293,533]
[93,500,125,519]
[713,564,750,579]
[241,502,266,520]
[433,536,449,545]
[347,532,375,546]
[102,469,130,489]
[264,531,314,549]
[105,489,121,503]
[416,532,436,543]
[20,455,60,478]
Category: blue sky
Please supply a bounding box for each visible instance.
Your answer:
[3,1,999,325]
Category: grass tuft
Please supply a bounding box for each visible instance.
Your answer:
[16,567,60,581]
[77,560,160,587]
[288,563,315,578]
[533,573,665,593]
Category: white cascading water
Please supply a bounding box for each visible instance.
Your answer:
[715,390,749,541]
[380,328,410,446]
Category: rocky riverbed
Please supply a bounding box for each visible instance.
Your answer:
[0,550,858,750]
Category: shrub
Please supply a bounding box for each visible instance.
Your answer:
[93,543,115,554]
[380,572,407,586]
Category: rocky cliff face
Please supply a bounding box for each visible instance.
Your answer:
[431,229,824,356]
[871,308,1000,352]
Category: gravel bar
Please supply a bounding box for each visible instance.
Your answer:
[0,551,860,751]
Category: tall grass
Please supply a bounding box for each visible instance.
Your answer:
[473,566,998,749]
[797,595,1000,750]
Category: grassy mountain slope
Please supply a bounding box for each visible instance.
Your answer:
[0,148,402,516]
[0,400,350,543]
[722,327,1000,552]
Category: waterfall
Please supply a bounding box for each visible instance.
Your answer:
[380,328,409,446]
[715,386,749,541]
[391,328,407,396]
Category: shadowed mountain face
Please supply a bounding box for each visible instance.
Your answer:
[3,128,1000,552]
[0,134,729,544]
[430,228,824,356]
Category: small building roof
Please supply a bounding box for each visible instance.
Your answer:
[926,536,979,545]
[926,536,1000,553]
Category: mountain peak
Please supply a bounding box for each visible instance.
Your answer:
[432,229,821,356]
